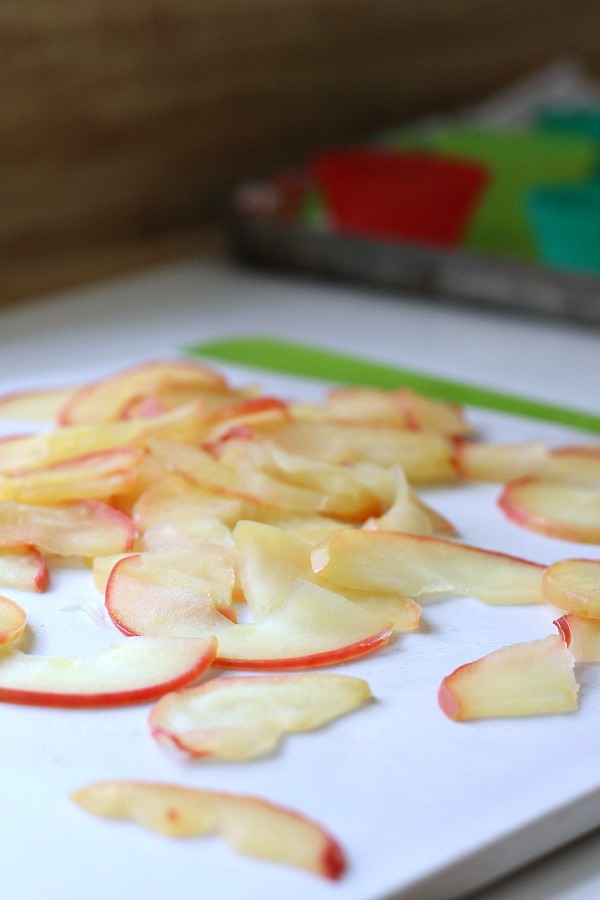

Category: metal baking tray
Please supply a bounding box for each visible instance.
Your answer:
[229,188,600,327]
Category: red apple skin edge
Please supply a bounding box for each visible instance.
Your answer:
[0,638,218,708]
[437,680,462,721]
[212,627,394,671]
[554,616,571,646]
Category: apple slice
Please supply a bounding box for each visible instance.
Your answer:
[106,553,236,637]
[452,440,549,482]
[0,636,217,707]
[312,529,545,605]
[0,596,27,645]
[438,635,578,720]
[546,445,600,482]
[0,447,143,504]
[324,385,472,436]
[108,557,393,669]
[0,545,49,591]
[554,614,600,662]
[71,780,346,879]
[0,499,136,557]
[0,385,77,421]
[542,558,600,618]
[149,673,372,760]
[58,359,227,424]
[499,478,600,544]
[0,403,206,474]
[214,579,394,669]
[260,420,457,477]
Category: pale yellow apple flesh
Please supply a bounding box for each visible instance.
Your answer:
[0,636,217,707]
[58,359,228,424]
[554,614,600,662]
[542,558,600,618]
[149,672,372,760]
[313,529,545,605]
[453,440,549,482]
[0,499,136,557]
[438,635,578,720]
[499,478,600,544]
[233,519,420,631]
[71,780,346,879]
[0,545,49,592]
[0,595,27,645]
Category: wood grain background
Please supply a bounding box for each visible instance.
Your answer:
[2,0,600,301]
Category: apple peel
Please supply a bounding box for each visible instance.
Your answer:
[71,780,346,880]
[149,672,372,760]
[0,636,217,707]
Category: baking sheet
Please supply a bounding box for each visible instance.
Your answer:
[2,344,600,900]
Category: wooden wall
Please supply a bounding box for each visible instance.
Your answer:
[2,0,600,301]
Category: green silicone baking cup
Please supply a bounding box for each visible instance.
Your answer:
[188,335,600,435]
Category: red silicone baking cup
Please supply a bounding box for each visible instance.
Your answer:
[312,148,490,246]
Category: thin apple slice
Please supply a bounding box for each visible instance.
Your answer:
[0,385,77,421]
[542,558,600,618]
[438,635,578,720]
[313,529,545,605]
[58,359,227,424]
[0,545,49,591]
[106,553,236,636]
[0,447,143,504]
[554,614,600,662]
[71,780,346,879]
[546,445,600,483]
[499,478,600,544]
[0,596,27,645]
[0,499,136,557]
[453,440,549,482]
[149,673,372,760]
[324,385,472,436]
[108,557,393,668]
[0,402,207,474]
[214,579,394,669]
[256,422,456,484]
[0,636,217,707]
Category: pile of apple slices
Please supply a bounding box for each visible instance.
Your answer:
[1,358,600,879]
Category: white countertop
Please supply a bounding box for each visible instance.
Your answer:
[2,256,600,900]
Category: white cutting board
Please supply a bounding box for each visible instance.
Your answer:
[1,259,600,900]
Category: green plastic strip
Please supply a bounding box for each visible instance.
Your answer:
[189,336,600,435]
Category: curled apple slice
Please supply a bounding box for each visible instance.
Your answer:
[0,596,27,645]
[0,499,136,557]
[149,673,372,760]
[499,478,600,544]
[555,614,600,662]
[312,529,545,605]
[324,385,472,436]
[0,636,217,707]
[452,440,549,482]
[106,553,236,637]
[0,384,77,421]
[71,780,346,879]
[259,420,457,479]
[214,579,394,669]
[546,445,600,482]
[542,558,600,618]
[0,545,49,591]
[438,635,578,721]
[0,447,143,504]
[58,359,227,424]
